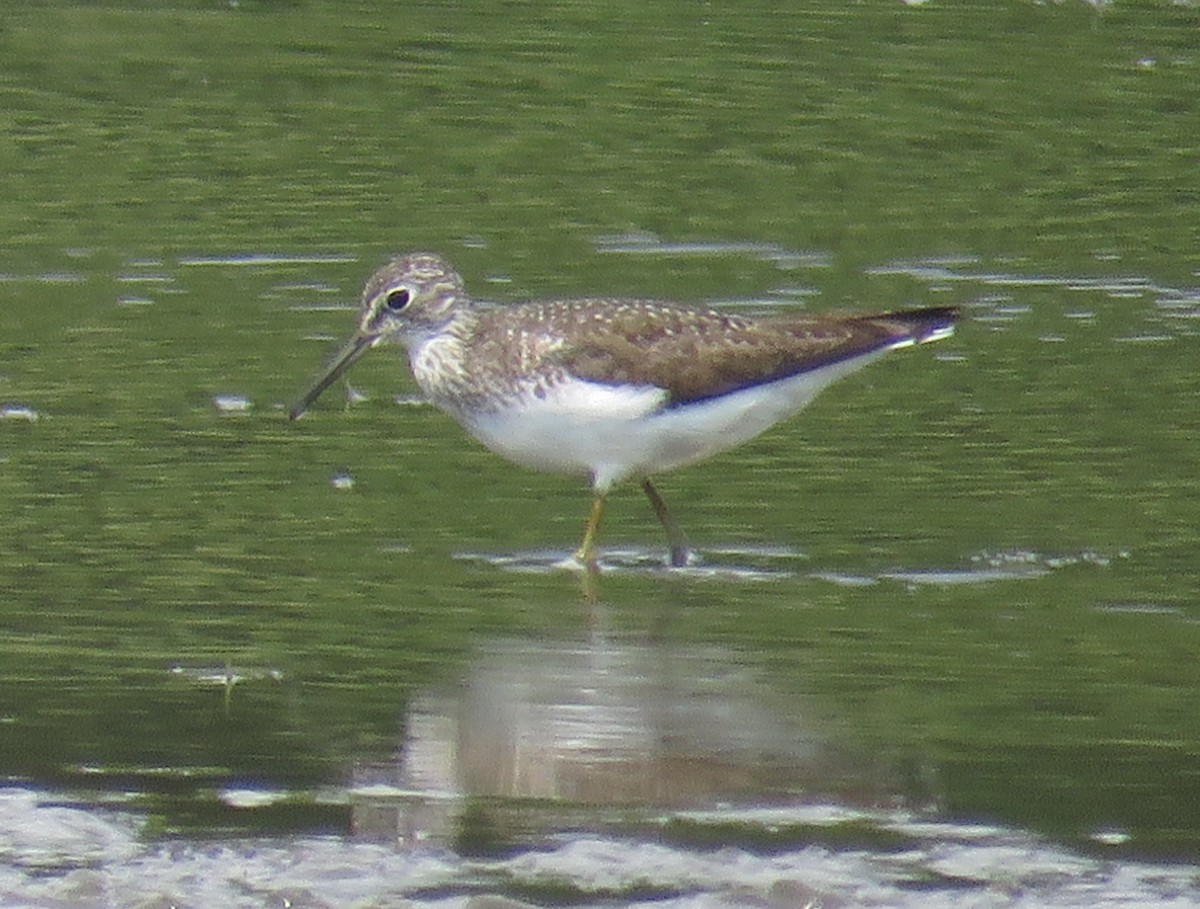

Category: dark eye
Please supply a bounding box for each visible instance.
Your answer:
[384,288,411,312]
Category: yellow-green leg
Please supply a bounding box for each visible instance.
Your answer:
[641,479,690,568]
[575,493,607,569]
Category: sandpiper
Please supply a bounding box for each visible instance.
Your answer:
[290,253,957,569]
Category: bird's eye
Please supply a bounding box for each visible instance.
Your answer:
[384,288,411,312]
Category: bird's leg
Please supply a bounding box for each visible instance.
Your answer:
[575,493,607,570]
[641,479,690,568]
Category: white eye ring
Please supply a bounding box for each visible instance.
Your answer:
[384,288,411,312]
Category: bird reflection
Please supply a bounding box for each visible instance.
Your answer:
[351,634,927,846]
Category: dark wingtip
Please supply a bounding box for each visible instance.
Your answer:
[917,305,959,341]
[870,305,959,344]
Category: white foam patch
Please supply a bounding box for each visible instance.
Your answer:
[0,789,1196,907]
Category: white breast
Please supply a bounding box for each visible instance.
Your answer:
[457,379,668,488]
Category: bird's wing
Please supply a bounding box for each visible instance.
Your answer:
[548,302,956,407]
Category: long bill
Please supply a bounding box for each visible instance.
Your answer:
[288,333,375,420]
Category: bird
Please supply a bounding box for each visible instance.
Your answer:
[290,253,957,570]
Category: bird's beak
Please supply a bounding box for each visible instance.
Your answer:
[288,332,375,420]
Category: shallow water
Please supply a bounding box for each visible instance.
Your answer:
[3,1,1200,905]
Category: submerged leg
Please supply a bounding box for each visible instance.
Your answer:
[575,493,607,570]
[641,479,690,568]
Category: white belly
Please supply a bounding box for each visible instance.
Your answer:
[446,352,886,492]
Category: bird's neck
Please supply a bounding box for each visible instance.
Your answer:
[406,308,482,411]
